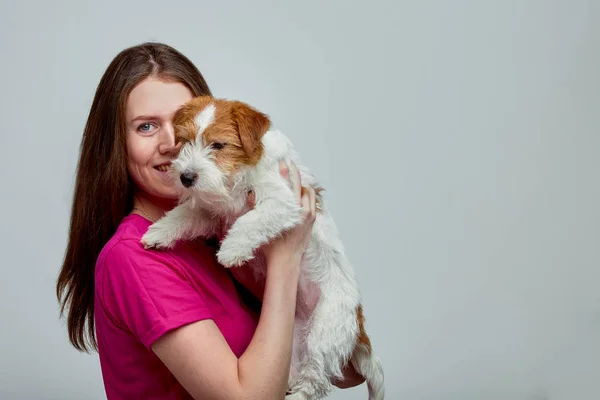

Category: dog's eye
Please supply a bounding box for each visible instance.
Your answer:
[211,142,226,150]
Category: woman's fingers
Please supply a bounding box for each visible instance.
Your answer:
[278,160,289,182]
[278,160,315,215]
[308,186,316,220]
[281,160,302,204]
[301,187,311,217]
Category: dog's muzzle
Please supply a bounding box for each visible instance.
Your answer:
[180,170,198,188]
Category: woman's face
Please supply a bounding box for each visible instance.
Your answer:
[125,76,194,202]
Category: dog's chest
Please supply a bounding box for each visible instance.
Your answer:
[296,273,321,320]
[245,257,320,320]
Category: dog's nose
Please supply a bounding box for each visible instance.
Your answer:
[180,171,198,188]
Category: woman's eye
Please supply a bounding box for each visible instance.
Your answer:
[138,123,156,132]
[211,142,226,150]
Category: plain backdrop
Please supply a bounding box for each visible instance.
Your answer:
[1,0,599,399]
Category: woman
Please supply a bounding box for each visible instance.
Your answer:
[56,42,364,399]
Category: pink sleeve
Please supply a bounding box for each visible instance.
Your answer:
[98,240,213,349]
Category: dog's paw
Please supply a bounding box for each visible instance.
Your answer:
[217,239,254,267]
[140,226,171,250]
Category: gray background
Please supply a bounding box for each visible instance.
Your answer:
[1,0,599,399]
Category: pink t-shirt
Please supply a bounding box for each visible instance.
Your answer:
[94,214,259,400]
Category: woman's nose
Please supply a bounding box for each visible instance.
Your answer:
[158,124,181,155]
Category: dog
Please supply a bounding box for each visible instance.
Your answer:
[141,96,385,400]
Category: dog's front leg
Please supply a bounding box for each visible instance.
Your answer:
[217,191,303,267]
[141,203,213,249]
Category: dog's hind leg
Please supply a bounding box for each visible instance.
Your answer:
[287,291,360,400]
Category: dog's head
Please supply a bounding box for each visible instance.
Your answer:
[171,96,271,203]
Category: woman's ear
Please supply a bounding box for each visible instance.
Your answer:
[231,102,271,156]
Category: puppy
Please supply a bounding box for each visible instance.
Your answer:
[141,96,385,400]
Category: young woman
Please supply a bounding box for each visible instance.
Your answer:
[56,42,364,399]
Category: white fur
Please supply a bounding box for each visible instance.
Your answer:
[194,103,216,140]
[141,114,385,400]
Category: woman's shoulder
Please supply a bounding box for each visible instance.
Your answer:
[97,214,153,266]
[95,214,186,283]
[95,215,188,300]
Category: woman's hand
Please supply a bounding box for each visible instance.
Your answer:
[231,161,316,300]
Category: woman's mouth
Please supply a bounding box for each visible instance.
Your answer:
[154,163,171,172]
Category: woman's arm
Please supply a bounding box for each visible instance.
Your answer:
[152,253,302,400]
[151,163,316,400]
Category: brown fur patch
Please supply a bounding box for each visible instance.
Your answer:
[173,96,271,175]
[356,304,372,351]
[173,96,212,142]
[230,100,270,157]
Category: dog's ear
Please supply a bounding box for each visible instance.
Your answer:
[231,102,271,156]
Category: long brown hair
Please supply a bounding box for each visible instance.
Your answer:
[56,42,212,352]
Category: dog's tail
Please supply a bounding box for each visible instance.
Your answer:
[352,342,385,400]
[351,306,385,400]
